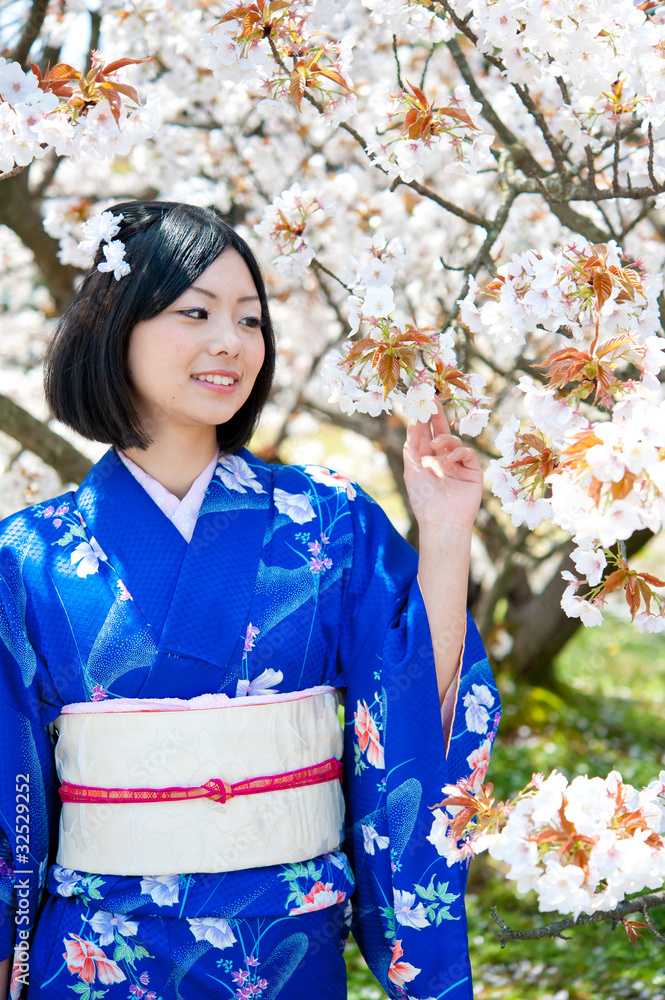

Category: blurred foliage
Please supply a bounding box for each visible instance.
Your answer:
[346,611,665,999]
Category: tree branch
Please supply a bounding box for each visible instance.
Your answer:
[266,35,489,229]
[446,38,529,163]
[0,169,79,312]
[11,0,50,68]
[490,889,665,947]
[0,396,93,484]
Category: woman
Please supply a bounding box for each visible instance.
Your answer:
[0,201,499,999]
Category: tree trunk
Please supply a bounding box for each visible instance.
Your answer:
[0,395,92,484]
[0,169,78,313]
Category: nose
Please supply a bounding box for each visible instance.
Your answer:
[207,317,241,357]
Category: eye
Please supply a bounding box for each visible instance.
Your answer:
[180,307,209,320]
[240,316,264,329]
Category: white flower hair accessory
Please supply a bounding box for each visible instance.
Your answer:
[77,211,130,281]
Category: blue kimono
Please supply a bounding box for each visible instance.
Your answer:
[0,448,500,999]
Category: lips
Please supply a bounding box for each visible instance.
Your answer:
[192,371,238,386]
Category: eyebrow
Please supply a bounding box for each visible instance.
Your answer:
[189,285,260,304]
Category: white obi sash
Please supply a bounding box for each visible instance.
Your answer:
[53,687,345,876]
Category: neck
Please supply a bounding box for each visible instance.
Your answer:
[122,428,219,500]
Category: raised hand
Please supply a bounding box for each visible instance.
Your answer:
[403,403,483,532]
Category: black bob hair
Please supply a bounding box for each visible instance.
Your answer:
[44,200,276,453]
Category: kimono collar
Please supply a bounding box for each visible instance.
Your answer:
[116,447,220,543]
[73,448,273,687]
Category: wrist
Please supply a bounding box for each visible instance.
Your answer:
[416,519,475,542]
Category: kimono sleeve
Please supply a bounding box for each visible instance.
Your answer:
[339,487,500,1000]
[0,569,60,964]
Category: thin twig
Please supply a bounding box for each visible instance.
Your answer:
[612,121,621,196]
[555,75,571,105]
[310,257,353,293]
[641,903,665,945]
[647,122,663,192]
[419,43,437,91]
[392,34,404,90]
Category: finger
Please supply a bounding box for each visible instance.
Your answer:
[428,400,451,437]
[430,433,462,452]
[405,419,435,457]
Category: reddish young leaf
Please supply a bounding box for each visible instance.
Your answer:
[289,69,306,110]
[316,67,351,90]
[439,105,478,129]
[378,353,400,396]
[625,577,641,619]
[622,919,648,944]
[102,56,151,75]
[405,78,429,109]
[593,270,613,310]
[597,569,629,597]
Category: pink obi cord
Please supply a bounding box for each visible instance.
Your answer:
[58,757,343,805]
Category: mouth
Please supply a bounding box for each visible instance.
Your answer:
[192,372,238,387]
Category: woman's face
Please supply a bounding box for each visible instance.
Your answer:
[127,249,266,442]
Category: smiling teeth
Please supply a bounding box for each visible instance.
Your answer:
[195,375,235,385]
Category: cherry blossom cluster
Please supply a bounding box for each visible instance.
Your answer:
[430,768,665,928]
[320,234,490,430]
[362,0,454,42]
[206,1,357,126]
[466,237,665,629]
[367,82,494,184]
[460,0,665,154]
[460,238,661,361]
[253,182,334,276]
[0,55,158,174]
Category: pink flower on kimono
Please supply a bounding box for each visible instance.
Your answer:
[187,916,237,950]
[308,540,322,556]
[232,969,250,986]
[9,960,23,1000]
[117,581,133,601]
[53,519,62,528]
[466,738,492,788]
[129,987,146,998]
[70,536,108,578]
[304,465,357,500]
[245,956,259,966]
[354,700,384,769]
[289,882,346,914]
[387,940,421,988]
[244,623,259,651]
[140,972,150,985]
[62,934,126,984]
[308,556,333,575]
[91,686,107,702]
[56,505,69,515]
[43,505,54,518]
